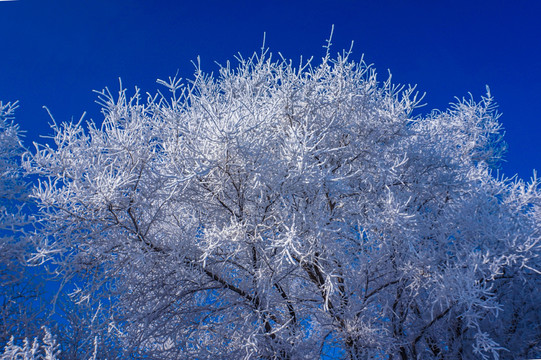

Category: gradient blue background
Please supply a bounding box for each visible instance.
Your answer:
[1,0,539,179]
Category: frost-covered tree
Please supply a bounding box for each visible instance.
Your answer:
[25,45,541,359]
[0,102,44,349]
[1,327,61,360]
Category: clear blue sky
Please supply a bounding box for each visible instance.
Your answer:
[1,0,539,179]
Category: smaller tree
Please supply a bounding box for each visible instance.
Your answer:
[0,101,44,349]
[0,327,61,360]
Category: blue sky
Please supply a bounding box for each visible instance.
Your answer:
[1,0,539,179]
